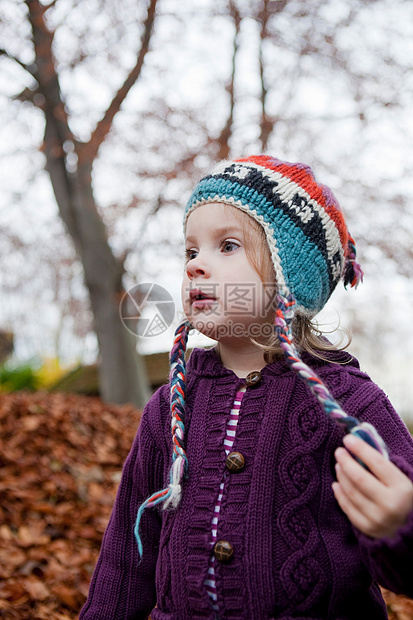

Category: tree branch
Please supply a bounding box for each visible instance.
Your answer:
[13,86,40,104]
[77,0,158,166]
[43,0,58,11]
[0,48,38,79]
[258,0,278,151]
[26,0,73,139]
[215,0,241,161]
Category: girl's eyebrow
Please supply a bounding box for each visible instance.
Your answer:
[185,225,243,244]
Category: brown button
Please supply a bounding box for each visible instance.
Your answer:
[226,451,245,473]
[245,370,262,387]
[213,540,234,563]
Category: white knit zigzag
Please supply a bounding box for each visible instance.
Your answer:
[205,160,345,278]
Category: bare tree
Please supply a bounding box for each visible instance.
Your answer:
[1,0,159,406]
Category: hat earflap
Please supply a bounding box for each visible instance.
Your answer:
[134,320,192,558]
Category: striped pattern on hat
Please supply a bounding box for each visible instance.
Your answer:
[185,155,362,315]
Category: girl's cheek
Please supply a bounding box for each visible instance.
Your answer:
[181,280,188,305]
[181,280,192,317]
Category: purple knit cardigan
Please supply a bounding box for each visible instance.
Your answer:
[80,348,413,620]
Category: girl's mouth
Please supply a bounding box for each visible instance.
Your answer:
[189,289,217,309]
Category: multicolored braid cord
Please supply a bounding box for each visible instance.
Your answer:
[344,236,364,289]
[275,291,389,461]
[134,320,192,557]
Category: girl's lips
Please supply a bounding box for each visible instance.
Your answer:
[192,298,217,310]
[189,289,217,309]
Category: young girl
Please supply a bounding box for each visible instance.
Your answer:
[80,156,413,620]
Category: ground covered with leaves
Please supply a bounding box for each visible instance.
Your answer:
[0,391,413,619]
[0,391,140,619]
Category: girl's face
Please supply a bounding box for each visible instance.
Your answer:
[182,202,275,344]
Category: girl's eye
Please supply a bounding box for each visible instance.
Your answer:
[185,248,198,262]
[221,240,239,253]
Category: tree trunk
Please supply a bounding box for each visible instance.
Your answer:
[21,0,158,407]
[44,118,151,406]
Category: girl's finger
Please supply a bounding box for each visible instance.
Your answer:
[332,481,378,536]
[334,462,379,516]
[335,446,383,503]
[335,444,413,538]
[342,435,400,486]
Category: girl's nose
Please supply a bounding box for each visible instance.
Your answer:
[186,256,210,280]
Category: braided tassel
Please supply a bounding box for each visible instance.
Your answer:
[164,320,192,508]
[275,291,388,460]
[343,235,364,289]
[134,320,192,558]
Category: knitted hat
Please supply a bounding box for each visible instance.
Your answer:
[134,155,388,556]
[184,155,362,315]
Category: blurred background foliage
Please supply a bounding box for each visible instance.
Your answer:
[0,0,412,416]
[0,358,65,392]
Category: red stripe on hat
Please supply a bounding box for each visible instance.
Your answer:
[236,156,349,251]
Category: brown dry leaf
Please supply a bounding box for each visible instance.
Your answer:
[52,583,84,610]
[382,588,413,620]
[0,524,14,541]
[17,523,51,548]
[23,576,50,601]
[87,481,104,501]
[0,580,30,606]
[0,546,26,570]
[22,415,42,431]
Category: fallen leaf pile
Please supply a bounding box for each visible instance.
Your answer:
[0,391,412,619]
[0,391,141,619]
[384,589,413,620]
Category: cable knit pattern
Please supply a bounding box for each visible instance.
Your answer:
[277,396,330,612]
[80,348,413,620]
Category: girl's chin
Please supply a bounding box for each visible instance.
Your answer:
[190,319,219,339]
[183,316,221,340]
[189,319,250,342]
[185,314,275,343]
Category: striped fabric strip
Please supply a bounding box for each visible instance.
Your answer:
[204,387,246,615]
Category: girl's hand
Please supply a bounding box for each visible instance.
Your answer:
[332,434,413,539]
